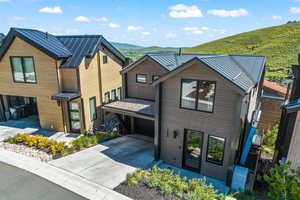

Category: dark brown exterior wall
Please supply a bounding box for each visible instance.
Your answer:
[126,59,168,100]
[159,61,243,181]
[258,97,283,132]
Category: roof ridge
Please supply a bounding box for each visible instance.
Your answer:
[56,35,103,38]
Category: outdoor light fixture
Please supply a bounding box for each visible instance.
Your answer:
[173,130,178,139]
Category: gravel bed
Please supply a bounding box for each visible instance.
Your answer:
[0,142,52,162]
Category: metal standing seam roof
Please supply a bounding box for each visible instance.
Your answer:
[0,28,126,68]
[147,54,265,93]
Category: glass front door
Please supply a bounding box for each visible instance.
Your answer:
[68,101,81,133]
[183,129,204,172]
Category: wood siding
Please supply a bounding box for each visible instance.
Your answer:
[0,37,63,131]
[258,97,282,132]
[60,68,78,92]
[126,59,168,100]
[287,112,300,169]
[159,62,243,181]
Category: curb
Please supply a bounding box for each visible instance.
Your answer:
[0,148,132,200]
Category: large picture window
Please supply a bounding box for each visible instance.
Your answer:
[111,89,117,102]
[10,57,37,83]
[104,92,110,104]
[116,87,121,100]
[89,97,97,121]
[206,135,225,165]
[180,79,216,112]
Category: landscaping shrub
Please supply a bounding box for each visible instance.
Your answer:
[126,166,225,200]
[5,134,65,156]
[261,125,278,156]
[263,161,300,200]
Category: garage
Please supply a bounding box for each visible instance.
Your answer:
[134,117,154,138]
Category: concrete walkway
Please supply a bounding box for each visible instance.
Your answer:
[50,135,155,189]
[0,148,132,200]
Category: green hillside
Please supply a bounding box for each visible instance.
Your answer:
[184,22,300,82]
[119,46,184,60]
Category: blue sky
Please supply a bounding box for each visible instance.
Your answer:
[1,0,300,47]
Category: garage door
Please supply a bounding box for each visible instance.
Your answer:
[134,118,154,137]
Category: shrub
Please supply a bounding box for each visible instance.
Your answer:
[263,161,300,200]
[50,142,65,156]
[262,125,278,155]
[126,166,225,200]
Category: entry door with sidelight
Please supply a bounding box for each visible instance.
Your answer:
[183,129,204,172]
[68,101,81,133]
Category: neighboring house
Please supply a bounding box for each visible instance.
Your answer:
[275,60,300,170]
[103,54,265,182]
[258,80,287,132]
[0,28,127,133]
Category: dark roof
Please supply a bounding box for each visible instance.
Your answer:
[51,92,80,101]
[57,35,126,68]
[0,28,126,67]
[145,54,265,93]
[0,33,5,45]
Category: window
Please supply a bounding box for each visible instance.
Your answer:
[111,89,117,102]
[152,75,160,81]
[68,101,81,132]
[89,97,97,121]
[10,57,36,83]
[180,79,216,112]
[206,135,225,165]
[103,55,108,64]
[136,74,147,83]
[116,87,121,100]
[104,92,110,104]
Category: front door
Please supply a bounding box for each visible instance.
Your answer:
[68,101,81,133]
[183,129,204,172]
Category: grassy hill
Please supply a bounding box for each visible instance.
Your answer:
[184,22,300,82]
[111,42,143,50]
[118,46,184,60]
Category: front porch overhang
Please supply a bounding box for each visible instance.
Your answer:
[51,92,81,101]
[102,98,155,121]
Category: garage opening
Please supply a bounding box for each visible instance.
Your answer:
[1,95,38,121]
[134,117,154,138]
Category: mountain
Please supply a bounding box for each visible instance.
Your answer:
[184,22,300,82]
[111,42,143,50]
[119,46,186,60]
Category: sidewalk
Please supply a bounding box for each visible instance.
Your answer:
[0,148,132,200]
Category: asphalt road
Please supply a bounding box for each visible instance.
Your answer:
[0,162,87,200]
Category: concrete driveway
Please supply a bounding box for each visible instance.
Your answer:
[49,135,155,189]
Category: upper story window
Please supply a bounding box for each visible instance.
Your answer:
[104,92,110,104]
[103,55,108,64]
[180,79,216,113]
[116,87,121,100]
[10,56,37,83]
[152,75,160,82]
[136,74,147,84]
[111,89,117,102]
[206,135,225,165]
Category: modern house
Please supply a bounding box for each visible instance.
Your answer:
[275,57,300,170]
[0,28,127,133]
[103,54,265,182]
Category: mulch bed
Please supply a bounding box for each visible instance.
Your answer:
[114,180,182,200]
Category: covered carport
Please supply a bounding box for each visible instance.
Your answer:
[102,98,155,139]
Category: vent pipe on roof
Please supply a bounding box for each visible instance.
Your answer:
[178,48,182,56]
[45,32,48,40]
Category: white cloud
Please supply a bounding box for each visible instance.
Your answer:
[108,23,120,28]
[272,15,282,20]
[128,26,142,31]
[39,6,63,14]
[0,0,9,2]
[165,33,177,39]
[169,4,203,18]
[92,17,108,22]
[207,8,248,17]
[65,29,80,34]
[75,16,90,22]
[141,31,151,36]
[183,26,226,35]
[12,16,26,21]
[290,7,300,14]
